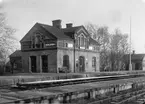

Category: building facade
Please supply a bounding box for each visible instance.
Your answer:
[123,53,145,71]
[19,20,100,73]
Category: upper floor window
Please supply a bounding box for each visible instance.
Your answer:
[58,41,63,47]
[64,43,68,47]
[78,33,86,48]
[31,33,45,49]
[80,35,85,47]
[68,43,73,48]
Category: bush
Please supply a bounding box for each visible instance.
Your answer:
[59,66,70,73]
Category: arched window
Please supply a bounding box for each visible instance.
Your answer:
[92,57,96,67]
[79,56,85,72]
[63,55,69,69]
[80,35,85,47]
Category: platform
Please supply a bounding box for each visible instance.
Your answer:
[1,76,145,104]
[0,71,144,87]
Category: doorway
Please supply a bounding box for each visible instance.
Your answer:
[41,55,48,72]
[79,56,85,72]
[30,56,37,72]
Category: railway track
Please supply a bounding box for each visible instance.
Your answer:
[88,88,145,104]
[68,85,145,104]
[16,74,143,90]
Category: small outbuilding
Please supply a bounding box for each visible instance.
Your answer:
[123,53,145,71]
[9,50,22,72]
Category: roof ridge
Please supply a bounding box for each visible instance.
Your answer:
[62,25,82,29]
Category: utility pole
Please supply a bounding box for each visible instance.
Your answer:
[129,16,132,71]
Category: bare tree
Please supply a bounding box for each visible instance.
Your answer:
[85,24,129,71]
[0,13,17,63]
[109,29,129,71]
[86,24,111,71]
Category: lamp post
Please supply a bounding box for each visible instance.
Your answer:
[129,16,132,71]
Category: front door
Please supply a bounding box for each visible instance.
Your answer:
[41,55,48,72]
[79,56,85,72]
[30,56,37,72]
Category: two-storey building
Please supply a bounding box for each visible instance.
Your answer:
[18,19,100,73]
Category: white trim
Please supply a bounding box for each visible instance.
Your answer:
[78,33,86,48]
[77,27,88,35]
[78,33,86,38]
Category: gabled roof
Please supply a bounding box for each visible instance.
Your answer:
[9,50,22,58]
[62,26,100,45]
[38,23,73,40]
[124,54,145,62]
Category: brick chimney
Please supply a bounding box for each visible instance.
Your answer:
[66,23,73,28]
[52,19,62,29]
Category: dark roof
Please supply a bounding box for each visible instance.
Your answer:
[10,50,22,57]
[124,54,145,62]
[89,38,100,46]
[62,26,82,33]
[38,23,73,40]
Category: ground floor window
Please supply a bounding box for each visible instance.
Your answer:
[41,55,48,72]
[92,57,96,68]
[63,55,69,69]
[79,56,85,72]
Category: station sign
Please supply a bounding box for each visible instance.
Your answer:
[45,42,56,47]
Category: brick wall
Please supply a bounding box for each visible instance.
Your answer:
[22,50,57,73]
[57,48,100,73]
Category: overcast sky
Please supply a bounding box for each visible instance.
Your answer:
[1,0,145,53]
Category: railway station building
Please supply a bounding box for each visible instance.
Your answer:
[13,20,100,73]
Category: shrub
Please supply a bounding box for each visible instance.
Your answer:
[59,66,70,73]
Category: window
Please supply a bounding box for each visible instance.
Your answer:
[75,38,79,48]
[68,43,73,48]
[78,37,81,47]
[89,46,93,50]
[78,34,86,48]
[63,55,69,69]
[92,57,96,67]
[85,38,88,49]
[58,41,63,47]
[80,35,85,47]
[31,33,45,49]
[64,43,68,47]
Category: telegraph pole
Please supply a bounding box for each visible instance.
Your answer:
[129,16,132,71]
